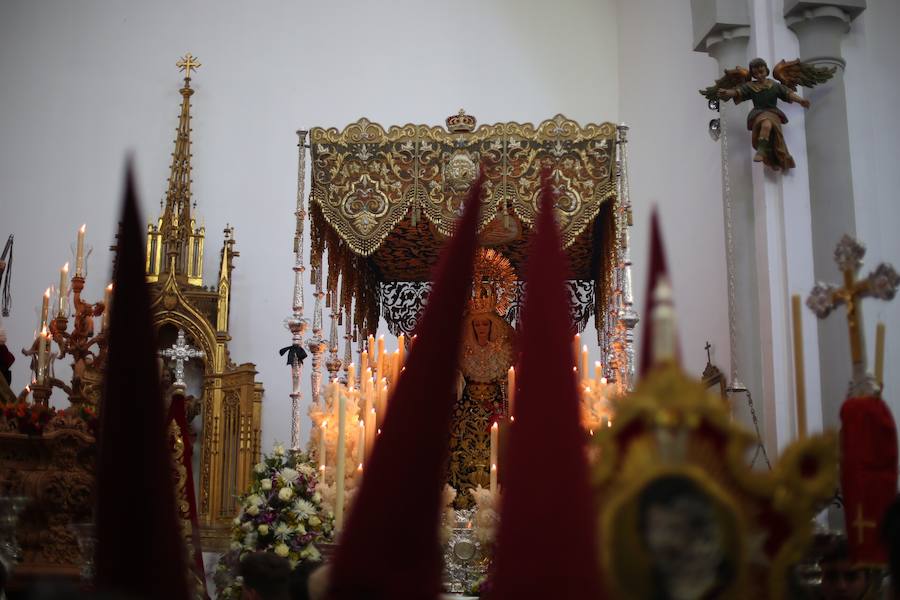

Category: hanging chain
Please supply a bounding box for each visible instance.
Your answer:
[719,108,770,470]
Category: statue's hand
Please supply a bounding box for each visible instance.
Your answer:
[799,98,811,108]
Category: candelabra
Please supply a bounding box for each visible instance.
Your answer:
[614,123,638,390]
[24,272,109,407]
[325,289,343,385]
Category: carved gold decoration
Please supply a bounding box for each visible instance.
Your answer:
[594,365,836,599]
[470,249,516,317]
[309,113,618,336]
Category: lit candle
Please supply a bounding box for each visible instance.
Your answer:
[601,416,609,429]
[57,263,69,317]
[36,326,50,386]
[360,349,369,376]
[40,288,50,329]
[398,333,405,364]
[365,407,376,464]
[573,333,581,376]
[75,224,86,277]
[102,284,113,330]
[594,361,602,388]
[335,387,347,531]
[357,419,365,466]
[507,367,516,417]
[377,335,385,379]
[582,345,589,383]
[347,363,355,388]
[490,422,498,492]
[318,419,327,480]
[379,381,389,425]
[875,322,886,387]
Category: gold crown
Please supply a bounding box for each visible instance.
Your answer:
[446,109,476,133]
[468,249,515,315]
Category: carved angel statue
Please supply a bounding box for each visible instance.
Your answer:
[700,58,835,171]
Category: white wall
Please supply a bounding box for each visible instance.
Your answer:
[0,0,621,450]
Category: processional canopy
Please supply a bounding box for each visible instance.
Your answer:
[309,111,624,338]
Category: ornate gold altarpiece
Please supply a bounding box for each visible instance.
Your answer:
[302,111,638,391]
[146,59,263,548]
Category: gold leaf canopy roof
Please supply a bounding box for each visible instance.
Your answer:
[309,112,620,335]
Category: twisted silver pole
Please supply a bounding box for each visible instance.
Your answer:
[287,130,309,451]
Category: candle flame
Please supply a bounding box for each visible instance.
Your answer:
[79,224,86,233]
[600,377,607,385]
[358,420,364,428]
[322,419,328,427]
[44,288,50,298]
[24,385,31,393]
[589,429,594,436]
[377,428,382,435]
[491,421,498,431]
[491,463,497,471]
[40,325,48,336]
[585,387,592,393]
[62,262,69,273]
[357,463,363,472]
[583,344,588,352]
[106,283,113,291]
[509,415,515,422]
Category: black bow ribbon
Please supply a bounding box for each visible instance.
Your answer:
[278,344,308,366]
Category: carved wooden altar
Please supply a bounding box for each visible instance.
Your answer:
[145,62,263,548]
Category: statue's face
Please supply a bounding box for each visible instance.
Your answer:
[821,560,868,600]
[751,64,768,82]
[472,317,491,345]
[643,495,723,597]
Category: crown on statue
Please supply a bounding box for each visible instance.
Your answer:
[469,282,498,315]
[446,109,476,133]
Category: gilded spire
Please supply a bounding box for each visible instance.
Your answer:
[146,54,205,285]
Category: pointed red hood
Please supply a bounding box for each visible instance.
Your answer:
[491,171,603,599]
[327,173,484,600]
[638,209,678,376]
[94,164,191,599]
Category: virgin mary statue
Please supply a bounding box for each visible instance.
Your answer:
[447,250,516,509]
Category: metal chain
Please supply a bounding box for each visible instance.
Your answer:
[719,109,771,470]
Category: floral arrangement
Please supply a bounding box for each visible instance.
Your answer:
[214,444,334,599]
[0,401,56,435]
[469,485,500,547]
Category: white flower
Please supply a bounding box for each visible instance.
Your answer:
[313,492,322,503]
[246,494,263,507]
[261,478,272,491]
[232,517,241,526]
[274,444,285,456]
[274,522,290,540]
[300,544,321,561]
[230,541,242,551]
[274,542,290,557]
[279,468,299,485]
[254,462,266,474]
[278,487,293,501]
[298,463,315,477]
[296,523,307,535]
[294,499,316,518]
[308,515,321,527]
[258,524,269,536]
[247,504,260,516]
[241,521,253,532]
[243,532,257,547]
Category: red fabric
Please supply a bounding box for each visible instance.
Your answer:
[327,173,483,600]
[491,171,603,599]
[840,395,899,566]
[0,344,13,371]
[167,393,209,598]
[94,165,192,599]
[638,210,679,377]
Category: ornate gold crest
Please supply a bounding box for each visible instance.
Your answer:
[593,365,836,599]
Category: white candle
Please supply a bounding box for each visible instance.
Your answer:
[365,408,376,464]
[582,345,589,383]
[357,419,365,466]
[36,326,50,386]
[377,335,385,379]
[594,361,602,388]
[335,387,347,531]
[360,349,369,376]
[490,422,498,492]
[102,283,113,330]
[75,224,86,277]
[57,263,69,317]
[318,419,327,480]
[40,288,50,329]
[398,334,405,364]
[507,367,516,417]
[347,363,355,388]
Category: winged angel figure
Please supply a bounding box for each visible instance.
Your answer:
[700,58,835,171]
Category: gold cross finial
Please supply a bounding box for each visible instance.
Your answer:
[807,235,899,395]
[176,53,201,79]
